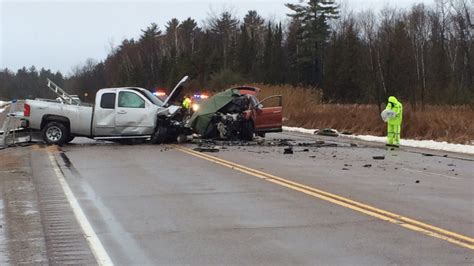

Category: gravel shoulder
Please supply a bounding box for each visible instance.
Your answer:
[0,146,48,264]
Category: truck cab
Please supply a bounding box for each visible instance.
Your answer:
[94,88,162,137]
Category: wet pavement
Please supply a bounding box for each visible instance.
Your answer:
[0,132,473,264]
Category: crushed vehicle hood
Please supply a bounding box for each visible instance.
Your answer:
[162,76,189,107]
[188,89,241,135]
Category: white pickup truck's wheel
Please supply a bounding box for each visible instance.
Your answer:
[42,121,69,146]
[151,126,168,144]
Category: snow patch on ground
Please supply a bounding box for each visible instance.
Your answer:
[282,126,317,135]
[284,126,474,155]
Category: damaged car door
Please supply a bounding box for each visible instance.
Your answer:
[115,90,155,135]
[254,95,283,132]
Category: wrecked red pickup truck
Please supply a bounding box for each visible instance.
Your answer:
[188,86,283,140]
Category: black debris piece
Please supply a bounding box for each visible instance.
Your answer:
[342,168,350,171]
[332,155,337,158]
[296,141,338,148]
[309,156,316,158]
[344,164,352,167]
[363,164,372,168]
[350,143,357,147]
[193,147,219,153]
[447,164,456,167]
[373,156,385,160]
[284,147,294,154]
[415,180,420,184]
[422,153,435,157]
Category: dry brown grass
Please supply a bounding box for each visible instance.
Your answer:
[251,83,474,144]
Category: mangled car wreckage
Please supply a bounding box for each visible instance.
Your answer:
[188,86,283,140]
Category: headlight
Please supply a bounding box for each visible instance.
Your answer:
[192,103,200,112]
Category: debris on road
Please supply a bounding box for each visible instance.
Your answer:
[296,148,310,152]
[193,146,220,153]
[422,153,435,157]
[314,128,339,137]
[342,168,350,170]
[415,180,420,183]
[363,164,372,168]
[373,156,385,160]
[283,147,294,154]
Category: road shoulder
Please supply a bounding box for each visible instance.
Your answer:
[0,146,48,264]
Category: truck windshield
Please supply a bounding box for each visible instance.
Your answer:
[133,89,164,106]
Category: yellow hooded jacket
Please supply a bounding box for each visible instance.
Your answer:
[385,96,403,125]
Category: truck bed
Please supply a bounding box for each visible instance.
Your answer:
[26,99,94,137]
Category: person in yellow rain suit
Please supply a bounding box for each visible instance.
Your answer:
[182,95,192,110]
[385,96,403,147]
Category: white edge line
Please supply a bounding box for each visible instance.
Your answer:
[400,167,462,180]
[48,153,114,266]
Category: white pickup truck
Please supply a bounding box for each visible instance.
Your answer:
[22,77,190,145]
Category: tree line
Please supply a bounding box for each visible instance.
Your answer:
[0,0,472,106]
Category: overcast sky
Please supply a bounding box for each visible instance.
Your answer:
[1,0,435,75]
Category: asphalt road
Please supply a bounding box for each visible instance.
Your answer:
[2,132,474,264]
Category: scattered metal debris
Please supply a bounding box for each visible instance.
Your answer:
[283,147,294,154]
[363,164,372,168]
[193,146,220,153]
[297,149,310,152]
[314,128,339,137]
[422,153,435,157]
[373,156,385,160]
[415,180,420,184]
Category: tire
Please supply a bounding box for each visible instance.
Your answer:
[151,126,168,144]
[240,120,254,141]
[42,121,69,146]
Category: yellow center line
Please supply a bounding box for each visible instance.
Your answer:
[170,144,474,250]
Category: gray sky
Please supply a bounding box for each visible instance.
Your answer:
[1,0,435,75]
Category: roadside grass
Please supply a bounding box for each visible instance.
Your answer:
[252,84,474,144]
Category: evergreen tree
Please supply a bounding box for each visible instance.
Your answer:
[286,0,339,85]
